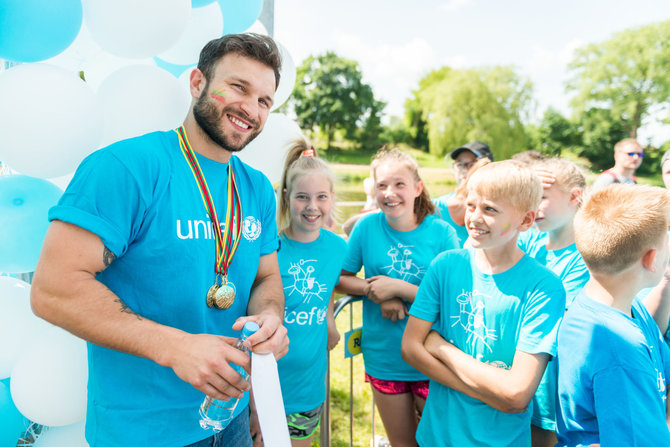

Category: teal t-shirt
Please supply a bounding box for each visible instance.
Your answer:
[433,192,469,247]
[518,229,590,431]
[410,248,565,446]
[556,294,670,446]
[49,131,279,447]
[276,230,347,413]
[342,213,459,380]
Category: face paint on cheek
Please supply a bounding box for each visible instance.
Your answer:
[500,222,512,236]
[210,89,227,104]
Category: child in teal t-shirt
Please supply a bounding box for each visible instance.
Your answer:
[338,148,459,446]
[556,184,670,446]
[516,158,590,445]
[403,160,565,447]
[264,139,346,446]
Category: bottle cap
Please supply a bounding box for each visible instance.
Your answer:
[242,321,260,338]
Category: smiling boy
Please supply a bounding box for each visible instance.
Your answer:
[402,160,565,446]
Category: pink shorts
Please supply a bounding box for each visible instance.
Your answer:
[365,373,429,400]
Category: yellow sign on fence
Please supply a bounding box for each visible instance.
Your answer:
[344,327,362,358]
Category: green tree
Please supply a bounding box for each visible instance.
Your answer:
[531,107,581,156]
[567,20,670,138]
[407,66,532,160]
[290,52,384,149]
[577,108,628,171]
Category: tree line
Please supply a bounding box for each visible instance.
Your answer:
[283,20,670,175]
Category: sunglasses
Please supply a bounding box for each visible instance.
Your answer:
[621,151,644,157]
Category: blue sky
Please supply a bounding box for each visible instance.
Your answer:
[275,0,670,144]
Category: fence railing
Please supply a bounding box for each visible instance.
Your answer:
[321,295,380,447]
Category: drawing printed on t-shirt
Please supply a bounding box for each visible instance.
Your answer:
[657,369,667,403]
[382,243,426,281]
[284,259,328,303]
[451,289,498,354]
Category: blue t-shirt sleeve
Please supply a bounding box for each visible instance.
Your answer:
[516,274,566,356]
[409,254,444,323]
[257,173,279,256]
[342,216,366,274]
[48,149,148,257]
[440,223,460,252]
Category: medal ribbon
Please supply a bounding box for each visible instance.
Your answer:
[175,126,243,280]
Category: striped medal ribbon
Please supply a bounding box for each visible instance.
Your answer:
[175,126,243,309]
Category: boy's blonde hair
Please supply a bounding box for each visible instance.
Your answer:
[466,160,542,213]
[536,157,586,205]
[277,138,336,235]
[371,147,435,224]
[574,184,670,275]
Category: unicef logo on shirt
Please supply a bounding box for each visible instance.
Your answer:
[243,216,261,241]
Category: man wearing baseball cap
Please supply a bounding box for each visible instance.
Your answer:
[448,141,494,185]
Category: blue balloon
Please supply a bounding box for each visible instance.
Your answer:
[192,0,216,7]
[0,175,63,273]
[218,0,263,35]
[153,57,195,78]
[0,0,83,63]
[0,381,29,446]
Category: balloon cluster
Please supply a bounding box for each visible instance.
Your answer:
[0,0,301,445]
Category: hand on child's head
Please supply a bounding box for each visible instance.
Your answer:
[533,167,556,189]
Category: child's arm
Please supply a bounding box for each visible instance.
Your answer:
[402,316,505,410]
[335,270,368,296]
[423,330,549,413]
[366,275,419,304]
[642,266,670,334]
[327,292,340,350]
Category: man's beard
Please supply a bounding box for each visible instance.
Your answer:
[192,89,262,153]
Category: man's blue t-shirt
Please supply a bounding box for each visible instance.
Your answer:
[556,293,670,446]
[342,213,459,380]
[433,192,469,247]
[49,131,279,447]
[276,230,346,413]
[518,229,590,431]
[410,248,565,446]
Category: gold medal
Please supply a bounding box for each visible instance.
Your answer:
[214,282,236,309]
[206,284,219,308]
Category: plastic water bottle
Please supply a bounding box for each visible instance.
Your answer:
[199,321,259,431]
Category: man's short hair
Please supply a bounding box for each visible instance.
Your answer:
[466,160,542,214]
[614,138,641,152]
[575,184,670,275]
[197,33,282,89]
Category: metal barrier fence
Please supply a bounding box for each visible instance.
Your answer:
[320,295,380,447]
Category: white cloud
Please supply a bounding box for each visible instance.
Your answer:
[333,34,440,118]
[441,0,473,12]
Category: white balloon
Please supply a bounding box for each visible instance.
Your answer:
[157,2,223,66]
[245,20,268,36]
[97,65,188,147]
[44,23,156,92]
[0,64,103,178]
[82,0,191,59]
[178,67,197,116]
[48,172,75,191]
[0,277,53,379]
[33,421,88,447]
[237,113,304,185]
[272,42,297,111]
[11,326,88,427]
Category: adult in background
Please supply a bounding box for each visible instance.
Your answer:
[433,141,493,246]
[591,138,644,189]
[30,33,288,447]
